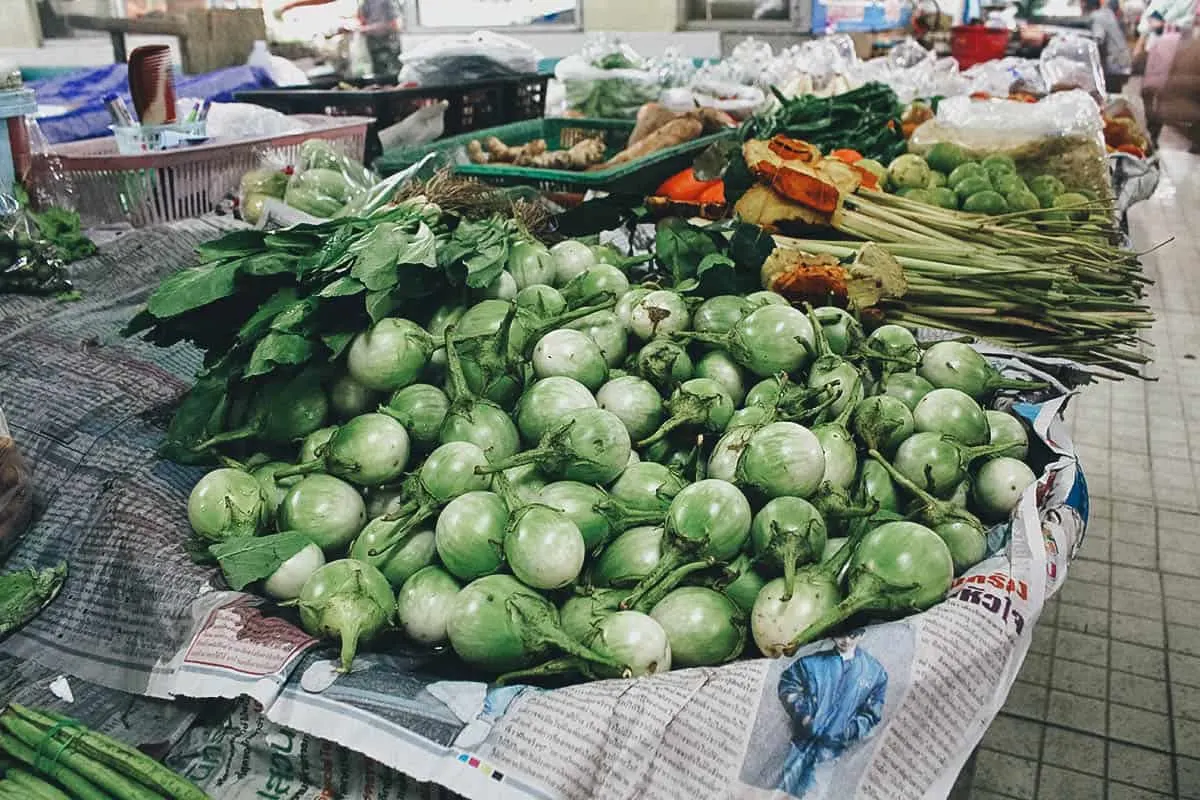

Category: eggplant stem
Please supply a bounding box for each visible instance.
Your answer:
[783,592,872,656]
[495,657,580,686]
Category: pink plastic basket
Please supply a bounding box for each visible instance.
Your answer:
[44,115,372,227]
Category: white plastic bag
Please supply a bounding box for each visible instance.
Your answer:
[399,31,541,84]
[555,37,659,119]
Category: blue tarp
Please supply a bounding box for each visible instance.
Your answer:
[29,64,277,144]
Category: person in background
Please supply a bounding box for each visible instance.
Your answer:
[1085,0,1135,93]
[275,0,402,77]
[1137,0,1195,33]
[1159,30,1200,151]
[1135,9,1182,142]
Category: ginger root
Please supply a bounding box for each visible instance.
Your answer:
[466,135,605,171]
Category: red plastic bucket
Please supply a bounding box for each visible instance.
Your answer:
[951,25,1011,69]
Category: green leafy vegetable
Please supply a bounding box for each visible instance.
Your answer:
[0,563,67,639]
[209,532,316,590]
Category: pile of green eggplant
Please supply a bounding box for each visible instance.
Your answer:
[135,214,1047,682]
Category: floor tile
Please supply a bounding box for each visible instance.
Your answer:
[1047,690,1108,736]
[1057,604,1110,637]
[1054,630,1109,666]
[1035,765,1104,799]
[1051,658,1107,700]
[980,714,1043,760]
[1041,727,1107,777]
[1109,671,1170,714]
[972,749,1039,800]
[1112,587,1164,620]
[1108,742,1175,793]
[1003,680,1050,722]
[1177,755,1200,799]
[1111,613,1167,648]
[1107,704,1173,751]
[1175,717,1200,759]
[1110,641,1167,680]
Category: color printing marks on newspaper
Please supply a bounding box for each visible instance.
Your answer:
[458,752,505,782]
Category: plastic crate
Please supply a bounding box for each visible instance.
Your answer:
[44,115,370,228]
[374,118,736,195]
[235,73,551,161]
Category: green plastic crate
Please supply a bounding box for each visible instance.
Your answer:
[374,117,735,194]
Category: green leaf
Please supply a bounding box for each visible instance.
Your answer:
[350,223,402,291]
[729,221,776,273]
[160,370,233,463]
[146,260,242,319]
[245,332,314,378]
[322,332,355,360]
[196,230,267,261]
[0,563,68,637]
[444,218,512,289]
[366,288,399,322]
[240,253,299,276]
[236,288,299,345]
[318,276,366,297]
[209,532,315,591]
[692,252,746,296]
[655,218,718,287]
[269,298,319,333]
[397,222,439,268]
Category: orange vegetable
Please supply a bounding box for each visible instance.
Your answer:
[696,181,726,204]
[1116,143,1145,158]
[769,165,840,214]
[656,168,718,202]
[768,136,822,162]
[829,149,864,164]
[848,164,880,191]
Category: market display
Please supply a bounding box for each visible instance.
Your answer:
[119,175,1055,683]
[0,23,1164,800]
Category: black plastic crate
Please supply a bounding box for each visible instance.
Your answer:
[236,72,550,162]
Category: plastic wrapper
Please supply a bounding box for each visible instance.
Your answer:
[960,57,1046,98]
[908,90,1113,201]
[0,195,75,297]
[193,101,309,139]
[646,46,697,90]
[555,36,660,119]
[1040,33,1106,98]
[399,32,541,85]
[283,139,378,219]
[0,407,33,561]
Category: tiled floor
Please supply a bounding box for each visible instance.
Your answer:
[950,135,1200,799]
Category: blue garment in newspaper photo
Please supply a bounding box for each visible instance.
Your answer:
[777,630,888,797]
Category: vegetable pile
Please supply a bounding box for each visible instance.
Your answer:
[880,144,1101,216]
[240,139,381,224]
[0,703,208,800]
[131,220,1048,681]
[742,83,907,165]
[730,136,1152,376]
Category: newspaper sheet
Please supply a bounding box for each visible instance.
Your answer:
[0,220,1087,799]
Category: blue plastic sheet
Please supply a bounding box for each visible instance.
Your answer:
[29,64,277,144]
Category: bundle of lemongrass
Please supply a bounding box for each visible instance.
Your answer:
[782,191,1155,377]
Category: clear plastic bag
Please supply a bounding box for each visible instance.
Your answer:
[908,90,1112,200]
[1040,33,1106,97]
[399,31,541,85]
[555,36,660,119]
[0,406,33,561]
[0,194,74,297]
[282,139,377,219]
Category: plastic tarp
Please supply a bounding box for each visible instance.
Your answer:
[28,64,278,144]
